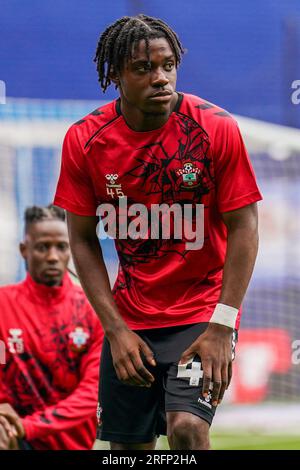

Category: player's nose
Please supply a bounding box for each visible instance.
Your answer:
[151,68,169,87]
[46,247,60,262]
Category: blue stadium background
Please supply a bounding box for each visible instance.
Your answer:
[1,0,300,127]
[1,0,300,415]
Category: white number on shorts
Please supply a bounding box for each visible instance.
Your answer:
[177,358,203,386]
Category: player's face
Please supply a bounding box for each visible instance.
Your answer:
[20,220,70,286]
[118,37,177,117]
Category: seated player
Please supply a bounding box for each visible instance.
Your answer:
[0,205,103,450]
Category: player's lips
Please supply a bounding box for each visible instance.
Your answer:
[44,268,62,276]
[148,91,173,102]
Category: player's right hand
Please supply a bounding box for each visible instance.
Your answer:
[108,327,156,387]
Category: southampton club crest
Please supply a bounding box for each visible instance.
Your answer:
[69,326,90,353]
[175,161,202,190]
[96,402,103,426]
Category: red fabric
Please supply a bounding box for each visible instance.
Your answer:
[0,273,103,450]
[54,93,262,330]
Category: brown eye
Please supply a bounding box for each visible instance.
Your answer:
[165,62,174,71]
[137,64,151,72]
[58,243,69,251]
[35,244,47,253]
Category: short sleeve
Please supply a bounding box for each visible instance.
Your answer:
[213,117,263,213]
[54,126,98,216]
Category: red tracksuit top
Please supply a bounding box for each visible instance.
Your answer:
[0,272,103,450]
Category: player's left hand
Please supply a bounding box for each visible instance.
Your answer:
[0,403,25,439]
[179,323,233,406]
[0,416,19,449]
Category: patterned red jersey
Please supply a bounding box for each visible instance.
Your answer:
[54,93,262,330]
[0,273,103,450]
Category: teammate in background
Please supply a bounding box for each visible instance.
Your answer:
[0,205,103,450]
[54,15,262,450]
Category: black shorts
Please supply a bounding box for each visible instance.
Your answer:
[97,322,237,444]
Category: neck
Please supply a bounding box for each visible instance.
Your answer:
[25,271,70,304]
[120,93,178,132]
[28,272,65,288]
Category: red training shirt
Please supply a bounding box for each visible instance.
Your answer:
[54,93,262,330]
[0,272,103,450]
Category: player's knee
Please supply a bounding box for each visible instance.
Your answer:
[168,415,210,450]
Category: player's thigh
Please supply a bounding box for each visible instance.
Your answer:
[165,358,217,429]
[97,337,163,445]
[164,325,238,429]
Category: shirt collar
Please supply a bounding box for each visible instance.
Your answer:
[24,271,72,305]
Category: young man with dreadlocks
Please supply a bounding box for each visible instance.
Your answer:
[0,205,103,450]
[54,15,262,450]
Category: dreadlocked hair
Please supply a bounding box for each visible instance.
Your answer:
[94,14,184,92]
[24,204,65,233]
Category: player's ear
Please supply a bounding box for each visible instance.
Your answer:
[19,241,27,260]
[109,66,120,89]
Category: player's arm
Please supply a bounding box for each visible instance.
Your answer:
[180,203,259,405]
[66,212,156,387]
[219,202,259,307]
